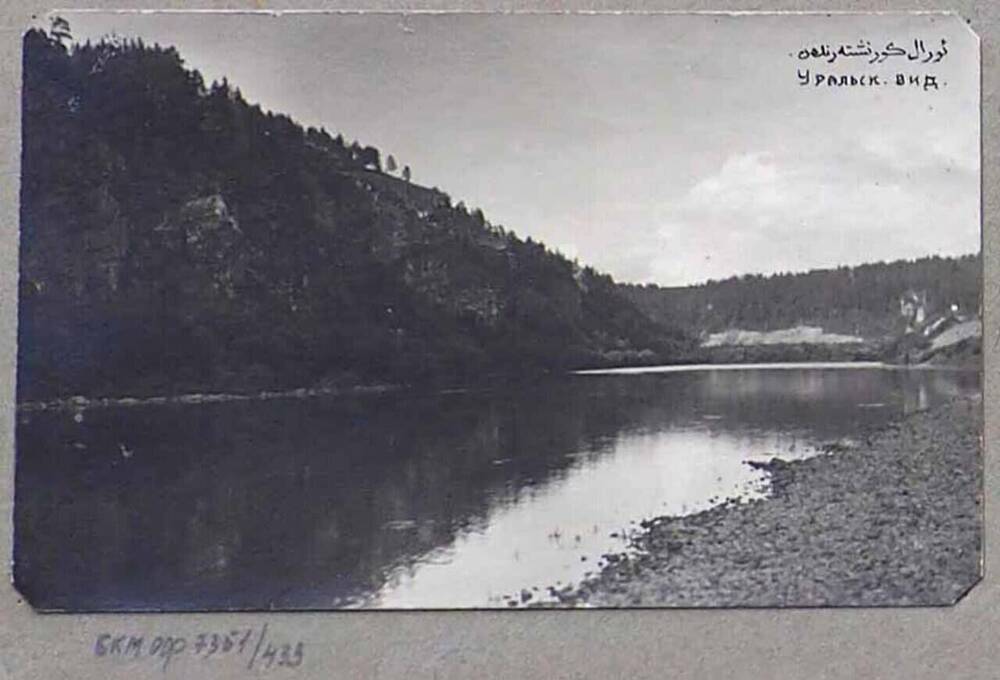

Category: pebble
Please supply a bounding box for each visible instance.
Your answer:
[553,397,982,608]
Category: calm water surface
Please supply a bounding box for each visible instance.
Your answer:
[14,364,980,610]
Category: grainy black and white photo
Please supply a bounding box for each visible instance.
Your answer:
[13,11,981,611]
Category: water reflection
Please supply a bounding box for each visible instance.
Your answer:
[14,365,980,610]
[373,427,790,608]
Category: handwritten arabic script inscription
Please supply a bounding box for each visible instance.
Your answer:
[793,38,949,91]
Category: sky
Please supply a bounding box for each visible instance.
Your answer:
[60,11,980,287]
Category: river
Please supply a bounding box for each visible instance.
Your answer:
[13,363,980,610]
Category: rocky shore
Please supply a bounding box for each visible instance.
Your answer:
[555,396,982,607]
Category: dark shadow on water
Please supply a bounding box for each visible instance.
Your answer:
[13,366,980,611]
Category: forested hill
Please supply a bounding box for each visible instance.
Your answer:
[620,254,981,339]
[18,25,690,400]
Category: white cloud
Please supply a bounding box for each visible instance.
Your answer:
[641,144,979,286]
[688,153,787,212]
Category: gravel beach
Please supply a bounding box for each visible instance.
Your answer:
[556,396,982,607]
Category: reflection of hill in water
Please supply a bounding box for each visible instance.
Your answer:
[14,367,980,610]
[17,382,643,609]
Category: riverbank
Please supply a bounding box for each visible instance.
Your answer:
[553,396,982,607]
[20,356,977,413]
[15,382,401,412]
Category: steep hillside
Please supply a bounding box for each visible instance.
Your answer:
[18,26,690,400]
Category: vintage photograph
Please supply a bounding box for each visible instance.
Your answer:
[13,11,981,611]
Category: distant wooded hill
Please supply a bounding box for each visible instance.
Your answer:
[620,255,981,340]
[19,25,688,400]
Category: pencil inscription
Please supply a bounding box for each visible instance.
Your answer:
[93,624,304,672]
